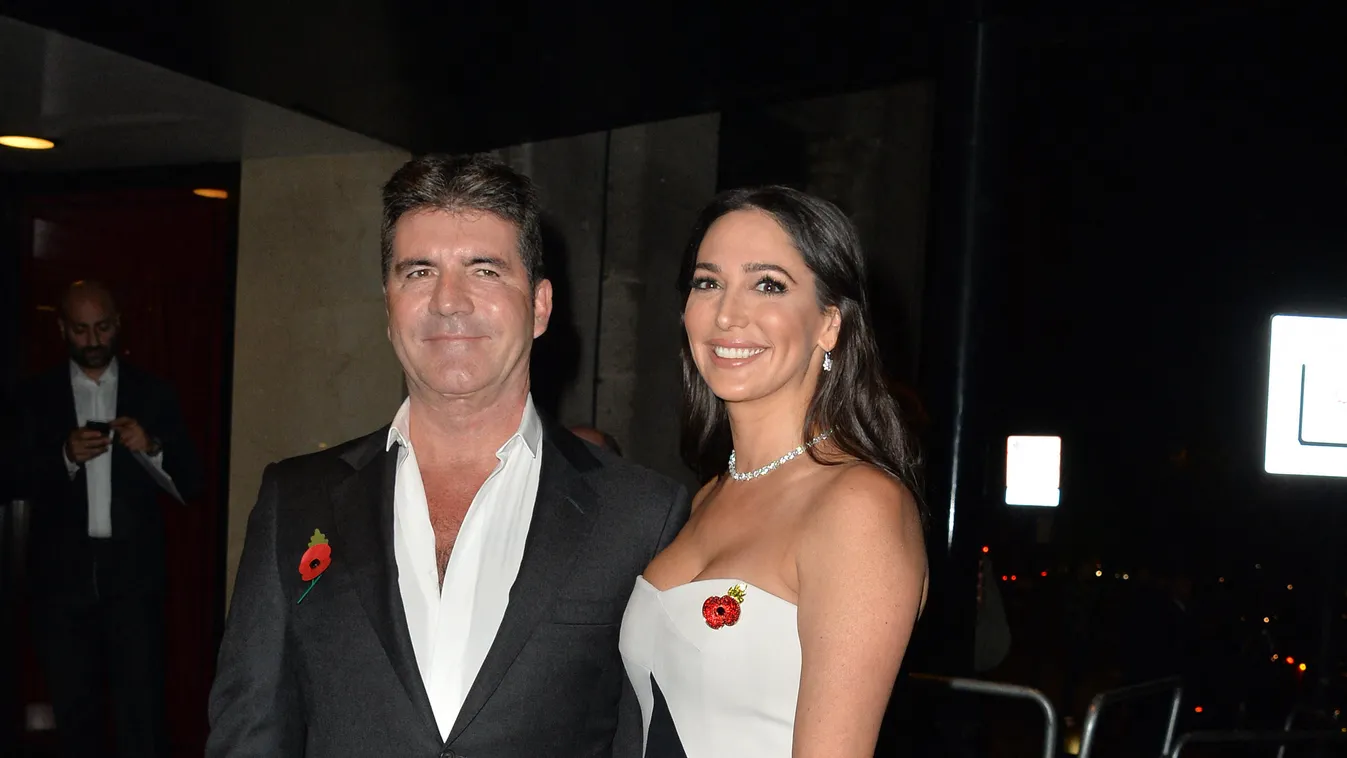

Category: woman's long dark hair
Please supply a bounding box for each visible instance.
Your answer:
[678,186,924,519]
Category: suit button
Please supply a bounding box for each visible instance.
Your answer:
[439,749,459,758]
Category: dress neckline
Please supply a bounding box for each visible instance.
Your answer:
[636,574,798,608]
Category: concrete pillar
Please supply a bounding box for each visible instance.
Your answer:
[226,150,409,606]
[494,133,608,426]
[597,114,720,487]
[772,82,933,379]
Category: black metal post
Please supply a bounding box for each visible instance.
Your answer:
[914,0,1011,676]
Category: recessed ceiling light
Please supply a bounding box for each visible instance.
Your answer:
[0,135,56,150]
[192,188,229,199]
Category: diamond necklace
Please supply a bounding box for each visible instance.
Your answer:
[727,430,832,482]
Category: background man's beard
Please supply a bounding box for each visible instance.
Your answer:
[69,342,115,368]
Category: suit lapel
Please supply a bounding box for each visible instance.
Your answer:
[331,435,439,740]
[448,423,602,743]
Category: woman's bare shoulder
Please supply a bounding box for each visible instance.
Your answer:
[803,463,923,552]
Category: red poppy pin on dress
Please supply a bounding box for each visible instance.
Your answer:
[296,529,331,605]
[702,584,747,629]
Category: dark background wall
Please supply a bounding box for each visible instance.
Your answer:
[2,166,239,755]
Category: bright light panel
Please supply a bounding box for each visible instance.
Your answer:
[1005,435,1061,507]
[1265,314,1347,477]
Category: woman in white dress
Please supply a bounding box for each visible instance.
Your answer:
[620,187,928,758]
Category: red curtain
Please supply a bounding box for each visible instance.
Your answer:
[18,184,233,756]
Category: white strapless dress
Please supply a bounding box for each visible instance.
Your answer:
[619,575,801,757]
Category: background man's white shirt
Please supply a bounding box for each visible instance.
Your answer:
[62,359,173,536]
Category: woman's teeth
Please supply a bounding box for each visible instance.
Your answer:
[713,346,765,359]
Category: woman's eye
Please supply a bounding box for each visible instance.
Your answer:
[755,277,787,294]
[691,277,719,290]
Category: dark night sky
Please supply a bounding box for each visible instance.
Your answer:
[984,11,1347,570]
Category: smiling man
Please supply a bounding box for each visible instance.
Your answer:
[208,154,690,758]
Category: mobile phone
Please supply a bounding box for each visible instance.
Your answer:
[84,420,112,436]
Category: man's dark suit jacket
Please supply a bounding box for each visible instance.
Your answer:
[207,419,690,758]
[15,361,202,597]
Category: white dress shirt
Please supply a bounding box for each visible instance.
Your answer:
[386,395,543,741]
[62,359,169,537]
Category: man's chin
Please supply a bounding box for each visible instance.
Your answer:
[414,371,511,401]
[425,381,494,399]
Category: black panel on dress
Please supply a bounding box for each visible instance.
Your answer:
[645,674,689,758]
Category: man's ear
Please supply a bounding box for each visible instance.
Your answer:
[532,279,554,339]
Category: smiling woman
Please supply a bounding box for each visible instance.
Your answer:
[684,210,834,408]
[676,187,921,493]
[619,186,928,758]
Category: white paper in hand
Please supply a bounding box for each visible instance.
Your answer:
[133,451,184,504]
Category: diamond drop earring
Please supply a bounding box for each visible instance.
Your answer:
[822,351,833,372]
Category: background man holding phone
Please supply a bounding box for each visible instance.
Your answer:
[14,280,201,758]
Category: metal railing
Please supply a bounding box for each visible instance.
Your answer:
[1279,705,1310,758]
[908,673,1059,758]
[1171,728,1347,757]
[1078,676,1183,758]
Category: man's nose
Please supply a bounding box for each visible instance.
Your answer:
[431,273,474,316]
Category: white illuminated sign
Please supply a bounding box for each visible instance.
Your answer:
[1265,314,1347,477]
[1005,435,1061,507]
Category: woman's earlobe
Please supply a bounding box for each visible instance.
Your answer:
[821,307,843,351]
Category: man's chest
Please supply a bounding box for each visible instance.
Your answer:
[396,451,541,587]
[70,379,115,419]
[422,467,487,507]
[421,468,493,561]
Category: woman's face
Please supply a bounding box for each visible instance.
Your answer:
[683,209,840,406]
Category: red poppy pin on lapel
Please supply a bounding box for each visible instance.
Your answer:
[296,529,331,605]
[702,584,747,629]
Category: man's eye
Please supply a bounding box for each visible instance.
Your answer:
[406,269,429,279]
[475,269,500,277]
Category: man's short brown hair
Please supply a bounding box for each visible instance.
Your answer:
[380,154,544,286]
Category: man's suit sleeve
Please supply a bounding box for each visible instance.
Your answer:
[153,382,204,502]
[206,465,304,757]
[612,482,691,758]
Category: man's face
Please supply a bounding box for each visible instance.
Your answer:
[384,209,552,402]
[60,294,119,370]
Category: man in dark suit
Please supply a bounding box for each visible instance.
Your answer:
[15,280,202,758]
[208,154,690,758]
